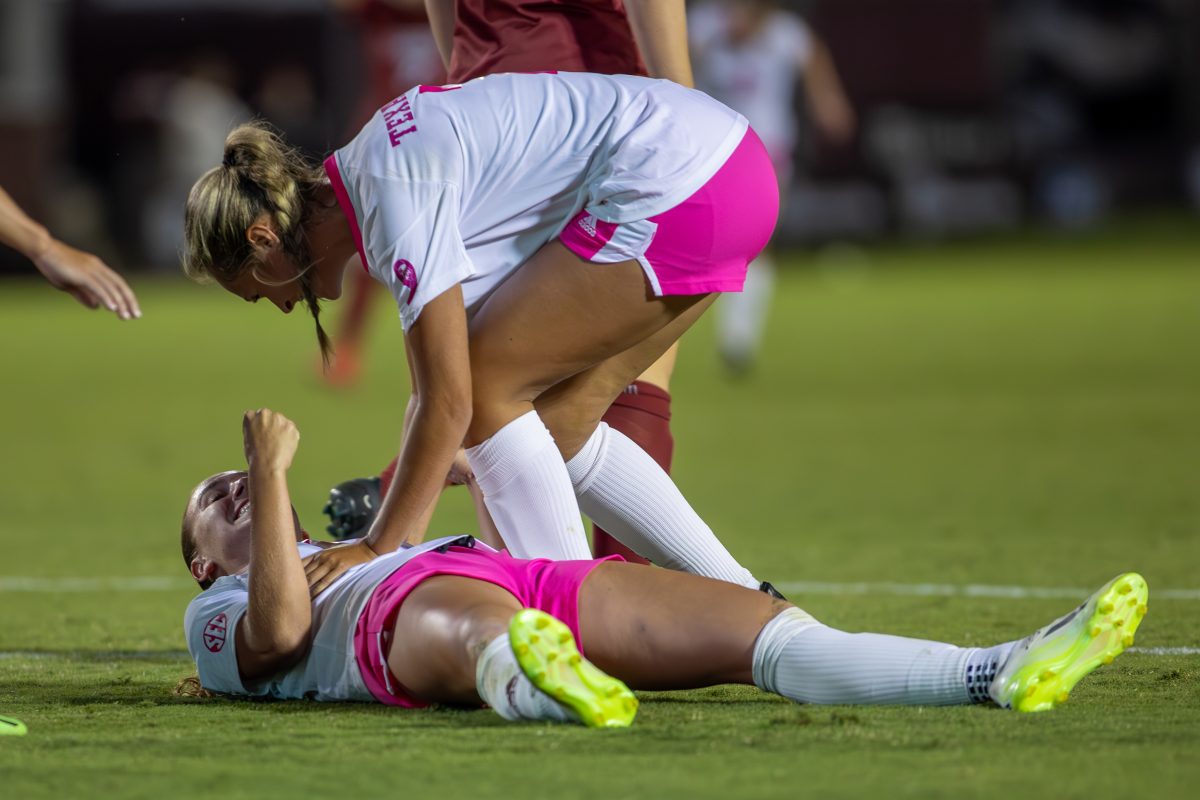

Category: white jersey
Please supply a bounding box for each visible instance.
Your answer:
[689,2,813,154]
[324,72,748,330]
[184,535,486,701]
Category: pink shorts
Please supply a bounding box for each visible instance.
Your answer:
[559,126,780,296]
[353,545,620,707]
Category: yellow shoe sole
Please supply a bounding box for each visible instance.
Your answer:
[998,572,1149,712]
[509,609,638,729]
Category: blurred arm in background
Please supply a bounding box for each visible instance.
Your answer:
[801,37,856,145]
[625,0,694,87]
[0,185,141,320]
[423,0,456,70]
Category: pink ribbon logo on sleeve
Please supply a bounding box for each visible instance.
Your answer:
[393,259,418,304]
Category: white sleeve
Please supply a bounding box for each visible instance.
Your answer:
[183,583,262,697]
[356,172,474,332]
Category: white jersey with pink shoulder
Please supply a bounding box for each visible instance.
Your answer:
[689,2,813,155]
[184,535,488,701]
[324,72,748,331]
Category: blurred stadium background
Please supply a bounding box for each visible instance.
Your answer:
[2,0,1200,273]
[1,2,1198,797]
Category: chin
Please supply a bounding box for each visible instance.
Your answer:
[316,273,344,301]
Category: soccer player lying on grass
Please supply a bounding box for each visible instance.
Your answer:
[181,408,1149,726]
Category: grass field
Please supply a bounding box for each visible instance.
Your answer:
[1,218,1198,798]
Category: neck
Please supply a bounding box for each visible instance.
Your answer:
[305,184,359,297]
[308,185,358,263]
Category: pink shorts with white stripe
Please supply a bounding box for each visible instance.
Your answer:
[559,126,780,296]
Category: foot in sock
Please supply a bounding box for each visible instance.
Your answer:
[989,572,1149,712]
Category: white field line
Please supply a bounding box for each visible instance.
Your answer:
[0,576,191,592]
[3,575,1200,600]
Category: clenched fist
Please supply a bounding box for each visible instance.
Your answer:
[242,408,300,474]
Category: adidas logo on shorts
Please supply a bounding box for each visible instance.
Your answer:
[578,213,598,238]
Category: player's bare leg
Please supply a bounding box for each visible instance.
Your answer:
[388,574,633,726]
[465,242,707,448]
[462,241,732,570]
[578,561,785,689]
[387,575,521,704]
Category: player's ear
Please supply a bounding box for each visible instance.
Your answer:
[246,212,280,251]
[190,556,217,586]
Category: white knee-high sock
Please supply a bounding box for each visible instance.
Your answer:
[566,423,759,588]
[466,411,592,560]
[751,607,1007,706]
[475,634,576,723]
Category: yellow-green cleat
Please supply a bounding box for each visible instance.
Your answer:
[990,572,1149,712]
[509,608,638,729]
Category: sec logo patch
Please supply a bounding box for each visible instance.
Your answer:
[203,613,228,653]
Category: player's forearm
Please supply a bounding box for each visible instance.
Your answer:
[397,392,441,544]
[0,187,52,261]
[424,0,456,71]
[244,467,312,658]
[625,0,694,87]
[368,394,470,552]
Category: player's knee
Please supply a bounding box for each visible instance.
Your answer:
[537,376,628,447]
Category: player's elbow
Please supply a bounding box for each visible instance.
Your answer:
[250,628,311,671]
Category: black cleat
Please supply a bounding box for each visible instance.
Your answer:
[759,581,788,601]
[323,477,382,540]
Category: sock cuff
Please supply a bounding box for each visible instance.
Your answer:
[475,634,521,721]
[475,633,513,689]
[467,411,558,496]
[751,607,820,695]
[565,423,608,492]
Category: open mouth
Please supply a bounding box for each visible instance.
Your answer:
[233,498,251,522]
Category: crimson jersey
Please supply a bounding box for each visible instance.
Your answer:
[448,0,647,83]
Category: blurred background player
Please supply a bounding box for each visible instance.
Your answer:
[0,184,140,320]
[690,0,854,374]
[339,0,699,567]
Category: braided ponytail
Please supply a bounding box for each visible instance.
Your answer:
[183,121,332,364]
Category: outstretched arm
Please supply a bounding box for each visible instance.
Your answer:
[0,185,141,320]
[625,0,694,87]
[235,409,313,682]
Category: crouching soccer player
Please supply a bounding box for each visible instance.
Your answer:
[182,408,1148,725]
